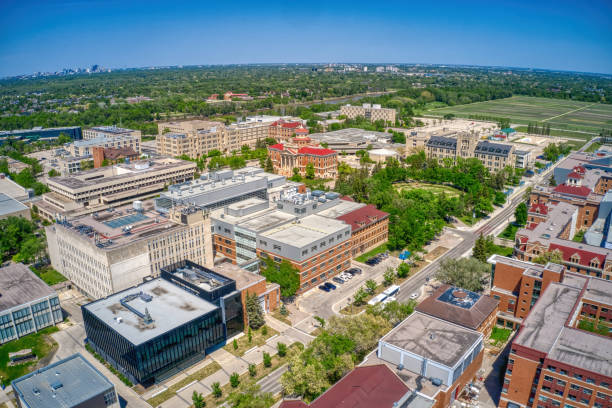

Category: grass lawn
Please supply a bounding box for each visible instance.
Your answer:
[0,326,59,385]
[489,244,514,257]
[498,223,520,240]
[355,243,388,263]
[394,182,462,197]
[514,126,597,140]
[271,309,291,326]
[490,327,512,347]
[30,265,67,286]
[224,325,279,357]
[147,361,222,406]
[573,230,586,243]
[585,142,603,153]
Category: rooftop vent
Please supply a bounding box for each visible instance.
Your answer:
[50,381,63,390]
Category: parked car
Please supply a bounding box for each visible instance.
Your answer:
[348,267,362,275]
[340,273,352,280]
[333,277,345,284]
[409,292,419,300]
[318,285,331,292]
[324,282,337,290]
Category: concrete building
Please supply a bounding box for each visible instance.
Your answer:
[47,154,89,176]
[415,284,499,337]
[340,103,396,123]
[82,276,234,385]
[71,131,141,157]
[308,128,396,154]
[0,192,31,220]
[0,126,82,144]
[45,200,213,299]
[369,148,400,163]
[12,353,118,408]
[371,311,484,408]
[268,142,338,179]
[499,271,612,408]
[83,125,141,141]
[0,263,63,344]
[37,158,196,221]
[0,174,30,201]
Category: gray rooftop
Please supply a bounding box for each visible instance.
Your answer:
[0,192,28,216]
[474,141,513,157]
[548,328,612,378]
[0,263,56,312]
[583,275,612,305]
[426,135,457,149]
[315,199,366,218]
[259,214,349,247]
[82,278,218,345]
[0,177,29,200]
[12,353,114,408]
[380,312,482,368]
[308,128,391,142]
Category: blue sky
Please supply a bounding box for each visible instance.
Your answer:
[1,0,611,77]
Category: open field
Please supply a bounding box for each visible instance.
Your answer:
[394,182,462,197]
[425,96,612,135]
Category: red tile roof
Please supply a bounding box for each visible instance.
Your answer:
[295,128,309,133]
[553,184,591,198]
[529,203,549,215]
[548,243,606,267]
[566,171,584,180]
[268,143,284,151]
[279,401,309,408]
[297,146,336,156]
[271,120,303,129]
[341,195,354,202]
[278,365,409,408]
[336,204,389,231]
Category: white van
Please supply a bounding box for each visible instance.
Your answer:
[382,285,400,297]
[367,293,388,306]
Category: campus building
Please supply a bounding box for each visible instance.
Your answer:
[37,158,196,221]
[70,133,141,157]
[308,128,396,154]
[12,353,118,408]
[83,125,141,141]
[340,103,396,123]
[0,126,82,144]
[365,311,484,408]
[46,200,213,299]
[0,192,30,220]
[268,119,309,141]
[0,263,63,344]
[499,272,612,408]
[267,142,338,179]
[92,146,139,168]
[82,276,235,385]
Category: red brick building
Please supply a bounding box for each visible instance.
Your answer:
[269,120,308,141]
[92,146,138,168]
[268,143,338,179]
[336,204,389,257]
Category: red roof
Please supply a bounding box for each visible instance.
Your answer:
[278,365,409,408]
[295,128,309,134]
[574,165,586,173]
[566,171,584,180]
[279,402,309,408]
[527,223,538,230]
[269,143,284,151]
[271,120,303,129]
[529,203,549,215]
[553,184,591,198]
[297,146,336,156]
[336,204,389,231]
[548,243,606,267]
[341,195,354,202]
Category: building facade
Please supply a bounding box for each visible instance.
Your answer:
[83,125,141,141]
[340,103,396,123]
[268,143,338,179]
[0,126,82,144]
[92,146,139,168]
[0,263,63,344]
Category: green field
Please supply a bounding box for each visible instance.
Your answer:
[426,96,612,135]
[394,182,462,197]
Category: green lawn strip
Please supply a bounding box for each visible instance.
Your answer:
[271,310,291,326]
[489,327,512,346]
[147,361,222,406]
[498,223,520,240]
[355,243,388,263]
[0,326,59,385]
[30,265,67,286]
[585,142,602,153]
[223,325,279,357]
[489,244,513,257]
[573,230,586,243]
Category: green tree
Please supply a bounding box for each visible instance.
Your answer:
[233,338,238,350]
[396,263,410,278]
[192,391,205,408]
[260,256,300,298]
[435,257,490,292]
[367,300,416,326]
[365,279,377,294]
[383,268,395,286]
[305,163,315,179]
[277,342,287,357]
[353,287,368,306]
[227,381,274,408]
[212,382,222,398]
[280,303,288,316]
[514,202,528,226]
[48,169,60,177]
[246,292,265,329]
[472,233,488,263]
[263,352,272,367]
[264,156,274,173]
[230,372,240,388]
[532,249,563,265]
[249,364,257,377]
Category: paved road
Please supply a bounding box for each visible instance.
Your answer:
[257,364,288,395]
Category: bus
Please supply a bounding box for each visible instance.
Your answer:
[367,293,388,306]
[382,284,400,297]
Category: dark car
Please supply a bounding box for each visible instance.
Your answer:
[324,282,337,290]
[318,285,331,292]
[348,268,362,275]
[332,277,345,284]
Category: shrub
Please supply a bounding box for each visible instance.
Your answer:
[230,372,240,388]
[233,338,238,350]
[212,381,222,398]
[249,364,257,377]
[277,342,287,357]
[263,352,272,367]
[262,325,268,336]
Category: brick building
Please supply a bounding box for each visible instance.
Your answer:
[92,146,138,168]
[340,103,396,123]
[269,120,308,142]
[267,142,338,179]
[335,204,389,257]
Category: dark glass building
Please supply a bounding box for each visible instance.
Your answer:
[0,126,82,144]
[82,277,231,385]
[161,260,244,338]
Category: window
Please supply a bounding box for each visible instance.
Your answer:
[582,388,592,395]
[557,379,566,387]
[574,374,583,381]
[571,385,581,391]
[545,375,554,381]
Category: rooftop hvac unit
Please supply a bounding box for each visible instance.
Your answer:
[133,200,143,212]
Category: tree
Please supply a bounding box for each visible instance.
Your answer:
[48,169,60,177]
[249,364,257,377]
[230,372,240,388]
[227,381,275,408]
[277,342,287,357]
[264,156,274,172]
[365,279,377,294]
[260,256,300,298]
[473,233,488,263]
[532,249,563,265]
[280,303,288,316]
[443,113,455,120]
[212,382,222,398]
[383,268,395,286]
[435,257,490,292]
[305,163,315,179]
[248,327,252,343]
[263,352,272,367]
[192,391,205,408]
[396,263,410,278]
[246,292,265,329]
[514,202,528,226]
[353,287,368,306]
[367,300,416,326]
[290,167,302,181]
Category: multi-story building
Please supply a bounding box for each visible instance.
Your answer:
[12,353,118,408]
[499,271,612,408]
[37,158,196,221]
[82,276,236,385]
[0,126,82,144]
[0,192,31,220]
[340,103,396,123]
[0,174,30,201]
[46,200,213,299]
[268,120,309,141]
[335,203,389,257]
[268,141,338,179]
[92,146,139,168]
[70,132,141,157]
[83,125,141,141]
[308,128,395,154]
[365,311,484,408]
[415,284,499,337]
[0,263,63,344]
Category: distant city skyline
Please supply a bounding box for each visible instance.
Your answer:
[1,0,611,77]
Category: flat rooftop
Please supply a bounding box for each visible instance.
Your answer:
[309,128,391,143]
[548,327,612,378]
[0,177,29,200]
[0,263,56,312]
[12,353,114,408]
[89,125,137,135]
[212,262,265,291]
[315,199,365,218]
[259,214,348,247]
[83,278,218,345]
[237,209,296,233]
[380,312,482,368]
[0,192,28,216]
